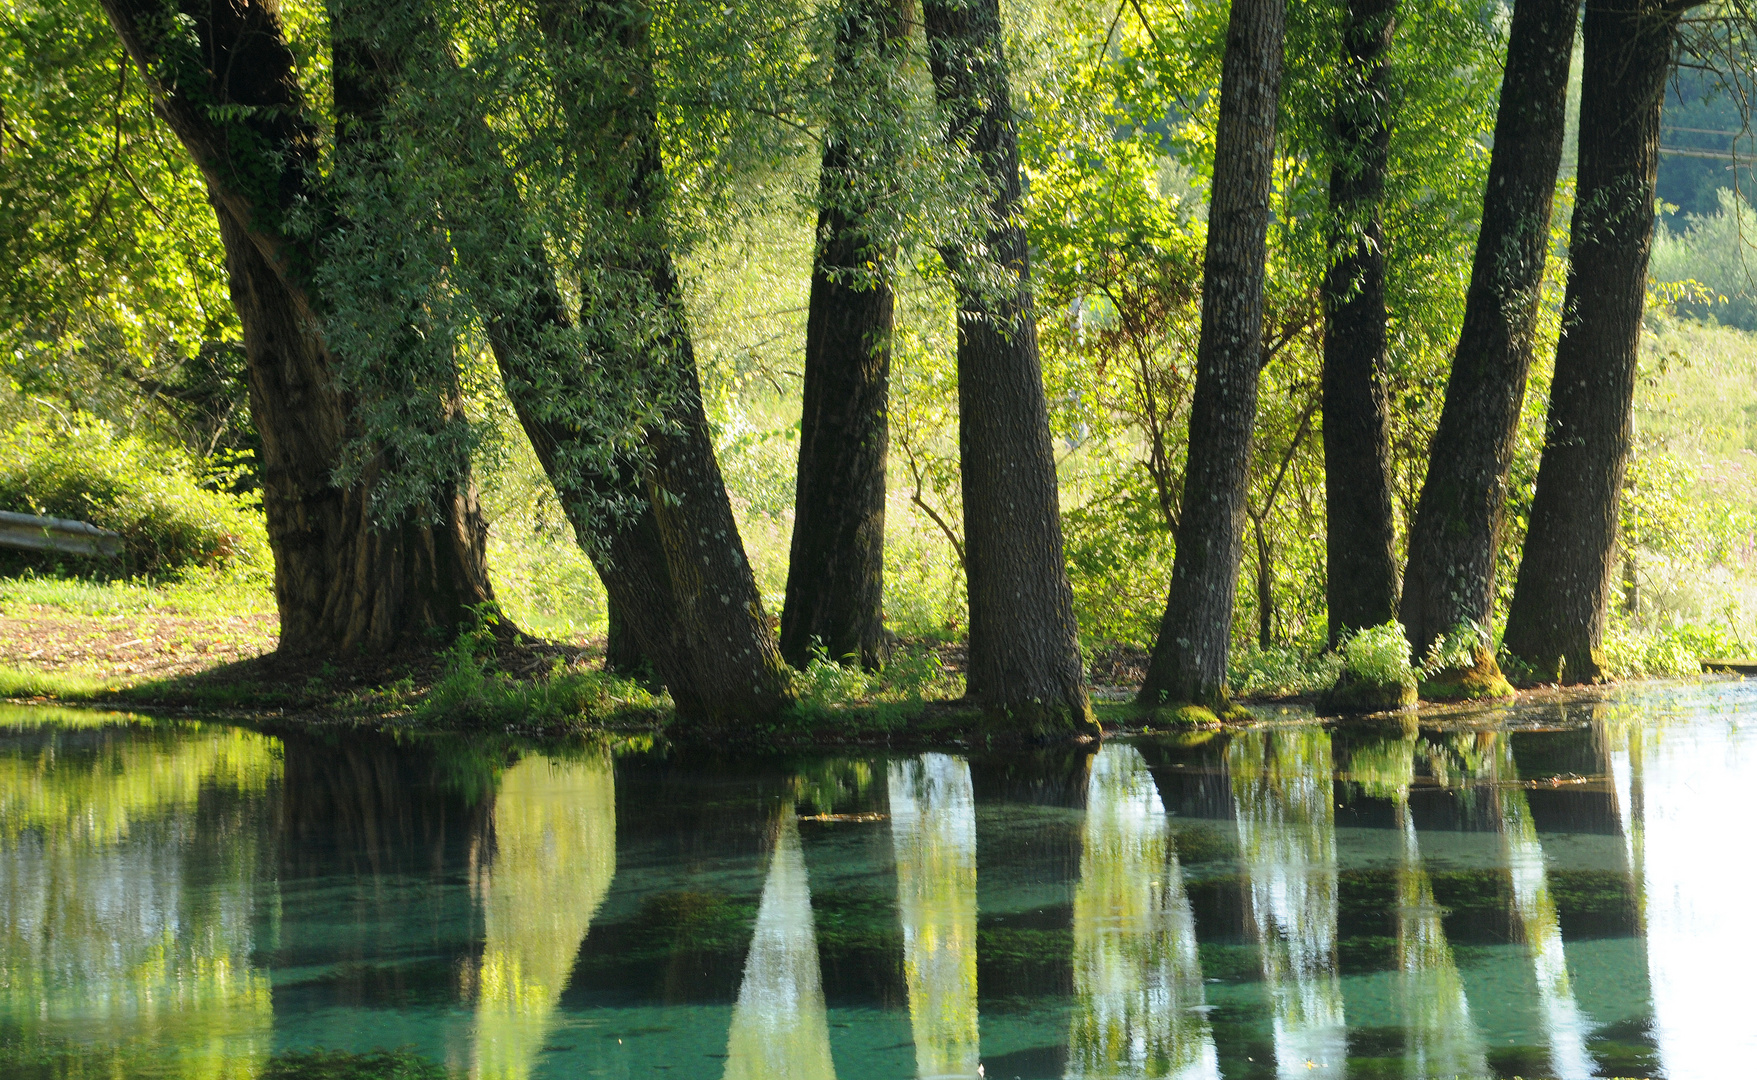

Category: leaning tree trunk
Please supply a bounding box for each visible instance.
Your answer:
[1323,0,1399,643]
[780,0,909,672]
[1137,0,1286,710]
[924,0,1094,735]
[1397,0,1580,668]
[100,0,494,655]
[1504,0,1685,683]
[506,0,794,726]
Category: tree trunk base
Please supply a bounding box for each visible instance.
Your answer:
[1142,701,1253,728]
[1317,672,1416,715]
[1417,647,1515,701]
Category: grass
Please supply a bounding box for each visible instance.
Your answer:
[0,566,274,617]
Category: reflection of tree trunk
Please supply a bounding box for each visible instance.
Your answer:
[1490,738,1595,1080]
[100,0,494,654]
[782,0,910,672]
[723,810,836,1080]
[923,0,1092,732]
[1139,0,1285,707]
[1322,0,1399,643]
[472,753,616,1080]
[1068,745,1218,1079]
[888,754,980,1079]
[1398,0,1580,660]
[1503,0,1684,683]
[1229,729,1347,1077]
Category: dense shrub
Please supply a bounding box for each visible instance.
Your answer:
[0,418,268,577]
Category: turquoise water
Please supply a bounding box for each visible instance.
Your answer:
[2,683,1754,1079]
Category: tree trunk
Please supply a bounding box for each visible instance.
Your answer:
[1137,0,1286,709]
[1323,0,1399,643]
[1503,0,1683,683]
[604,594,647,675]
[1397,0,1580,663]
[488,0,796,727]
[780,0,907,672]
[924,0,1094,735]
[1255,519,1274,650]
[100,0,494,655]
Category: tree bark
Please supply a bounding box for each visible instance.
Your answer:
[924,0,1094,734]
[493,0,795,726]
[1503,0,1684,682]
[1397,0,1580,662]
[1323,0,1399,643]
[780,0,908,672]
[99,0,494,655]
[1137,0,1286,709]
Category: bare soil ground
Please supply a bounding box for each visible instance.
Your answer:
[0,607,280,679]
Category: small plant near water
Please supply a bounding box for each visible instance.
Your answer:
[415,606,664,728]
[1320,621,1417,714]
[1418,619,1514,699]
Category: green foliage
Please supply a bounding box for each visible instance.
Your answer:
[1341,622,1418,687]
[0,418,268,578]
[1228,643,1342,698]
[1651,188,1757,331]
[262,1048,452,1080]
[788,643,964,724]
[1422,620,1488,678]
[417,607,665,727]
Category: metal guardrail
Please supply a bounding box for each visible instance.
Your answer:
[0,510,123,558]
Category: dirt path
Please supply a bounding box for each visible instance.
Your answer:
[0,608,278,679]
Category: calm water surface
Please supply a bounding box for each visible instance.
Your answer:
[4,682,1756,1079]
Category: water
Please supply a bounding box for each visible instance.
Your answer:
[2,682,1755,1079]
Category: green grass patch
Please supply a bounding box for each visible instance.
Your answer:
[0,567,274,617]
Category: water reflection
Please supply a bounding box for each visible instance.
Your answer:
[0,719,278,1078]
[723,807,837,1080]
[1347,732,1488,1077]
[1067,745,1218,1080]
[1230,729,1346,1078]
[1610,699,1757,1077]
[888,753,980,1080]
[470,751,616,1080]
[1485,734,1596,1080]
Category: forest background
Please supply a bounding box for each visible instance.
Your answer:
[5,0,1757,712]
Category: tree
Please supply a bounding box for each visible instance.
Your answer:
[781,0,910,671]
[1397,0,1580,672]
[1137,0,1287,710]
[924,0,1094,733]
[1322,0,1399,642]
[410,0,798,724]
[97,0,495,654]
[1503,0,1692,682]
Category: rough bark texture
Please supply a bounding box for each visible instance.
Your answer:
[492,0,794,726]
[780,0,907,672]
[1397,0,1581,661]
[100,0,493,655]
[1323,0,1399,643]
[1504,0,1683,682]
[924,0,1093,733]
[1137,0,1286,709]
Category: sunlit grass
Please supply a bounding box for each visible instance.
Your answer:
[0,568,274,618]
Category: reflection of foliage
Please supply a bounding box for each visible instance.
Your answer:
[0,720,279,1079]
[1229,728,1346,1071]
[889,754,979,1079]
[471,752,616,1080]
[1067,745,1216,1079]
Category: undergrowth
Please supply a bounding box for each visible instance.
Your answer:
[413,607,665,728]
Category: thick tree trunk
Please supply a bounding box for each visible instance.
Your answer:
[1398,0,1580,662]
[604,594,647,675]
[480,0,796,727]
[780,0,907,672]
[100,0,493,655]
[924,0,1094,734]
[1137,0,1286,709]
[1503,0,1683,683]
[1323,0,1399,643]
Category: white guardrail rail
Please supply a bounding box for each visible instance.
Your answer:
[0,510,123,558]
